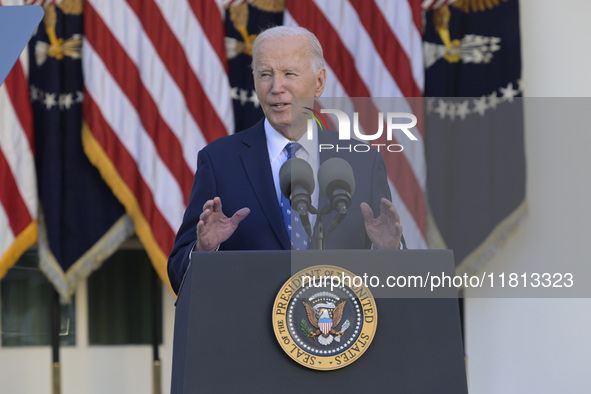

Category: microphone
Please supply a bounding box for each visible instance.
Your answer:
[279,158,315,237]
[318,158,356,235]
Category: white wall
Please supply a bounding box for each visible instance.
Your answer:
[465,0,591,393]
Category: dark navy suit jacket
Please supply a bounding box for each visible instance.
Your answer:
[167,119,392,293]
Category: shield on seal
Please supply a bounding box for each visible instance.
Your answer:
[319,318,332,336]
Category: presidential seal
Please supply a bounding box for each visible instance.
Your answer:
[272,265,377,371]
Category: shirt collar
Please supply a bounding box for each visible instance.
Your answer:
[264,118,318,162]
[264,118,290,163]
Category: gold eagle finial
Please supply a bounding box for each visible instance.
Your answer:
[432,0,509,63]
[451,0,509,13]
[225,0,285,58]
[36,0,83,65]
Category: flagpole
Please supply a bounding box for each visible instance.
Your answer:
[50,288,61,394]
[151,265,161,394]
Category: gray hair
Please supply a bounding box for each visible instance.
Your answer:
[251,25,325,73]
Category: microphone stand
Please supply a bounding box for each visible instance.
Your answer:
[315,218,324,250]
[311,205,332,250]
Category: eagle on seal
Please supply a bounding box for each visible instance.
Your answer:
[302,300,346,346]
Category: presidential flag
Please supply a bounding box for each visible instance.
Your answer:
[82,0,233,287]
[28,1,132,301]
[423,0,527,274]
[224,0,283,131]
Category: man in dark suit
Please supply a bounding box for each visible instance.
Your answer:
[168,26,403,294]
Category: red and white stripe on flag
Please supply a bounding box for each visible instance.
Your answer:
[421,0,458,10]
[82,0,233,286]
[23,0,55,6]
[0,51,38,279]
[285,0,427,248]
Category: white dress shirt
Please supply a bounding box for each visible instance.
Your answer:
[264,118,319,229]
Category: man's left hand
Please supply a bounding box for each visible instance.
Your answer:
[360,198,403,249]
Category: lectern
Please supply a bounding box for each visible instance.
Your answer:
[171,250,467,393]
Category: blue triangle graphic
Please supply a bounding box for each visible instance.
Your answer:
[0,5,44,86]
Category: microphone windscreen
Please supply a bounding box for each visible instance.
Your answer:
[279,158,315,198]
[318,158,356,198]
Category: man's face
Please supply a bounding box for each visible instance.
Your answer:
[253,36,326,140]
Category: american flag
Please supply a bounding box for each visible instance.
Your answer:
[82,0,234,286]
[2,0,431,287]
[0,51,38,279]
[285,0,427,248]
[83,0,428,289]
[0,0,42,279]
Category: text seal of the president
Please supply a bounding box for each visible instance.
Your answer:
[272,265,377,370]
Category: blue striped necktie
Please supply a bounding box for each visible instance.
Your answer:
[281,143,310,250]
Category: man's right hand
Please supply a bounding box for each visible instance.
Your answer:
[194,197,250,251]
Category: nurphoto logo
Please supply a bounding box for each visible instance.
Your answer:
[304,108,419,153]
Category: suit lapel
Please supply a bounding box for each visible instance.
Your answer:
[240,121,291,249]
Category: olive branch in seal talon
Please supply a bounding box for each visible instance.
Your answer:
[300,319,318,339]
